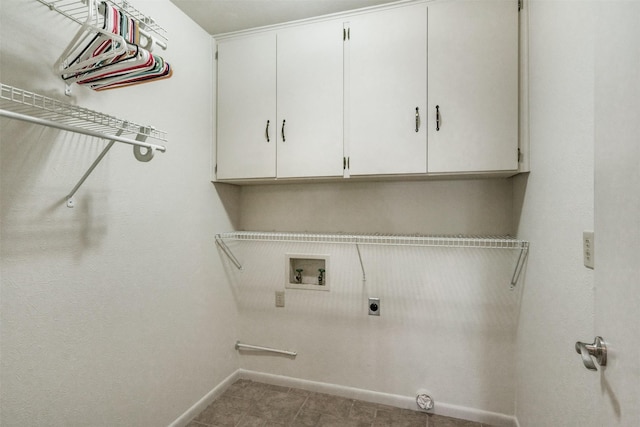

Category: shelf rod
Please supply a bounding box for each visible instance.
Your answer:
[235,341,297,357]
[215,235,243,270]
[0,109,166,152]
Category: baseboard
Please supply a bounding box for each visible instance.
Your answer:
[169,368,517,427]
[168,370,240,427]
[238,369,517,427]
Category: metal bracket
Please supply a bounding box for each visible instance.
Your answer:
[215,234,243,270]
[355,243,366,284]
[510,244,529,289]
[66,129,124,208]
[65,126,156,208]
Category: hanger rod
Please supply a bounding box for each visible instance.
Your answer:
[0,109,166,152]
[235,341,297,357]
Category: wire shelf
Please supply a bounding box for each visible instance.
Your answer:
[0,83,167,142]
[36,0,168,45]
[216,231,529,250]
[215,231,530,288]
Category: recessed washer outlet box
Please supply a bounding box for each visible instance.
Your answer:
[285,254,330,291]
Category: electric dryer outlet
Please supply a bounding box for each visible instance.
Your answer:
[368,298,380,316]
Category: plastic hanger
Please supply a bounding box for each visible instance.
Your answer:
[55,1,128,78]
[92,56,172,91]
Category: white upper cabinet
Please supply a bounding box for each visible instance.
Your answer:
[276,20,344,178]
[216,21,343,180]
[216,33,276,180]
[427,0,519,173]
[346,3,428,176]
[215,0,521,182]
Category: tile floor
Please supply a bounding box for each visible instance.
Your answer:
[187,379,493,427]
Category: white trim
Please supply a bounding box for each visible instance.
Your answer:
[213,0,423,39]
[169,368,518,427]
[168,370,239,427]
[238,369,518,427]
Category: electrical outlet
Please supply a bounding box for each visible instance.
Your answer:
[583,231,594,269]
[275,291,285,307]
[368,297,380,316]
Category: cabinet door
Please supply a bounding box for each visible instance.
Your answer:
[216,33,276,180]
[427,0,519,173]
[347,4,428,176]
[277,20,344,178]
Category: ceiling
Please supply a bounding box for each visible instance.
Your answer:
[170,0,396,35]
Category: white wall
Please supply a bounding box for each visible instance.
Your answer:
[240,179,514,235]
[514,1,596,425]
[233,176,519,421]
[224,238,522,419]
[0,1,239,425]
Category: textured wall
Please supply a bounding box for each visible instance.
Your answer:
[239,179,515,236]
[513,1,596,425]
[0,1,239,425]
[224,239,522,417]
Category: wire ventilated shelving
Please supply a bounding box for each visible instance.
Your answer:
[35,0,168,48]
[0,84,167,143]
[215,231,529,289]
[0,83,167,206]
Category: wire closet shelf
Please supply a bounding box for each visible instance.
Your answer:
[215,232,530,289]
[0,84,167,143]
[0,83,168,207]
[216,231,529,250]
[36,0,168,47]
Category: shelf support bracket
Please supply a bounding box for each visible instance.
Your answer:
[215,234,243,270]
[66,128,125,208]
[355,243,366,284]
[510,243,529,289]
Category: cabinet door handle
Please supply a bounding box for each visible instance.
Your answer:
[415,107,420,132]
[265,120,270,142]
[281,119,286,142]
[436,105,441,131]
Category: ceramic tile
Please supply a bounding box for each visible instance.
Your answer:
[349,400,378,423]
[225,380,269,400]
[248,388,307,423]
[317,413,372,427]
[288,387,313,397]
[373,406,427,427]
[237,414,268,426]
[291,409,323,427]
[262,383,292,394]
[427,414,482,427]
[302,392,354,418]
[195,395,251,427]
[190,381,483,427]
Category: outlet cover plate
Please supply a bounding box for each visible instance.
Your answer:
[275,291,285,307]
[583,231,594,269]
